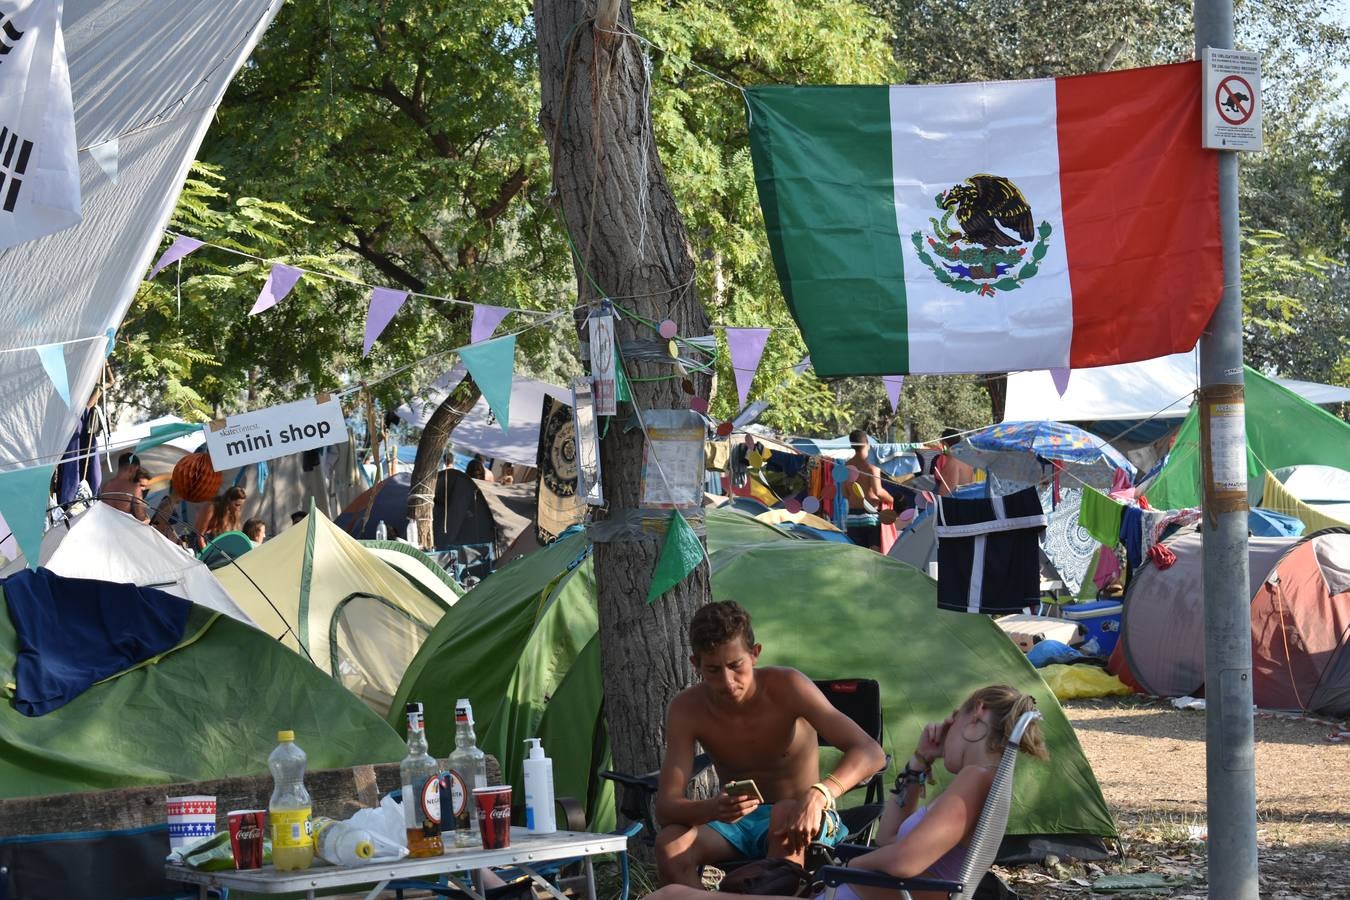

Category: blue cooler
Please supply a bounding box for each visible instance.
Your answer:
[1060,600,1123,657]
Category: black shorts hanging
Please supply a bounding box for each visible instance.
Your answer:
[935,486,1047,615]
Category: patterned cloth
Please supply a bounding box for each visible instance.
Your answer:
[1039,487,1097,595]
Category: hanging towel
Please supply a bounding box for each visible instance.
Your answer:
[1121,505,1146,573]
[1079,487,1125,547]
[3,569,191,716]
[934,487,1046,615]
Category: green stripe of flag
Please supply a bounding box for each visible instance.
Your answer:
[746,86,909,375]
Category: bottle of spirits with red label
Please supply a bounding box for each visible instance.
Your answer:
[400,701,444,857]
[445,698,488,848]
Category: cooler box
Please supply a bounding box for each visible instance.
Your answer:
[1061,600,1123,657]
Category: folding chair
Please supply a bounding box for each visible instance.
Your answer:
[601,677,891,849]
[817,710,1043,900]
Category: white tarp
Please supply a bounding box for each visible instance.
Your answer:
[0,502,255,625]
[451,377,570,467]
[0,0,284,477]
[0,0,81,249]
[1004,348,1350,423]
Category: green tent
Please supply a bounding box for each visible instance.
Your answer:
[392,509,1116,840]
[0,592,406,800]
[1147,366,1350,510]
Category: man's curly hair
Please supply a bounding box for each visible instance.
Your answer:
[689,600,756,657]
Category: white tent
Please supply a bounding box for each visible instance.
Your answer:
[450,377,570,467]
[0,502,253,625]
[0,0,283,474]
[1003,349,1350,423]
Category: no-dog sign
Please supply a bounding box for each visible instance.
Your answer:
[204,395,349,469]
[1202,48,1262,152]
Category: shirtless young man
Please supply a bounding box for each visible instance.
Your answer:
[100,453,150,521]
[654,601,887,887]
[845,430,886,513]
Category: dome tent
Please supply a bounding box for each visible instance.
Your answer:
[391,508,1116,847]
[213,507,455,715]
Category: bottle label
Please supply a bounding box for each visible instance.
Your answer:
[445,769,471,828]
[271,808,313,849]
[403,776,442,837]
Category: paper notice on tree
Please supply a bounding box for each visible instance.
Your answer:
[1207,402,1246,492]
[639,410,705,509]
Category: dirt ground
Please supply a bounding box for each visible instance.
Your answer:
[996,697,1350,899]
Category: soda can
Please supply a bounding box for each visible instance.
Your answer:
[228,809,267,870]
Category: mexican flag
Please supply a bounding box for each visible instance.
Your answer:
[746,62,1221,377]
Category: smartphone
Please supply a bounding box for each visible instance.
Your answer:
[723,779,764,804]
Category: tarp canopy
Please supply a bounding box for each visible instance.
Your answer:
[451,378,571,467]
[0,589,404,800]
[1146,367,1350,510]
[393,509,1116,841]
[213,509,454,715]
[1004,349,1350,423]
[0,502,252,625]
[0,0,283,476]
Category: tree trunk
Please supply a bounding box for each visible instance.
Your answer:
[405,381,482,549]
[536,0,712,796]
[987,373,1008,424]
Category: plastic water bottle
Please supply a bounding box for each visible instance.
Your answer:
[268,730,314,871]
[374,520,388,541]
[312,817,376,866]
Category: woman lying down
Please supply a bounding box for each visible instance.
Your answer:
[649,684,1049,900]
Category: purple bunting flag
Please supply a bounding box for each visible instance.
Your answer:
[1051,367,1071,397]
[471,304,511,344]
[147,236,204,280]
[882,375,904,413]
[726,327,771,410]
[248,264,304,316]
[363,287,411,357]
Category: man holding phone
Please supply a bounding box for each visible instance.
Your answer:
[653,601,886,887]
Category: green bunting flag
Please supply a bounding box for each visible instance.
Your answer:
[0,465,56,569]
[459,334,516,434]
[646,510,704,603]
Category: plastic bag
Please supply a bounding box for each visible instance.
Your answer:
[1040,663,1132,700]
[346,795,410,861]
[167,830,272,871]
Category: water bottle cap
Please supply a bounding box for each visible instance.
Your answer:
[277,730,295,742]
[455,699,474,724]
[354,839,374,859]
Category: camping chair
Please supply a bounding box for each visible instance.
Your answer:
[816,709,1043,900]
[196,531,254,569]
[601,678,891,850]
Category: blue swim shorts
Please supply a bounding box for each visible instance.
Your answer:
[706,803,845,859]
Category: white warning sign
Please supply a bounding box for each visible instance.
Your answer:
[1202,48,1262,152]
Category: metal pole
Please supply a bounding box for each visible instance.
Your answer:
[1193,2,1258,898]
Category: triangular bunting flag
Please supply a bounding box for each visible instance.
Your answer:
[147,235,204,279]
[471,304,510,344]
[1051,367,1071,397]
[88,137,119,185]
[363,287,410,357]
[35,343,70,406]
[248,264,303,315]
[793,355,812,375]
[882,375,904,413]
[459,335,516,434]
[646,510,704,603]
[726,327,771,410]
[0,465,56,569]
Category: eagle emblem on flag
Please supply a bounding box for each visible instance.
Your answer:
[911,174,1054,297]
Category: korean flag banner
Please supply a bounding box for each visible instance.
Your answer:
[0,0,80,250]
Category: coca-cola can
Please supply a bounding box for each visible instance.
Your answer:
[472,786,513,850]
[228,809,266,869]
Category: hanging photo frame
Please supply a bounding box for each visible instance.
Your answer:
[588,300,617,416]
[572,377,604,507]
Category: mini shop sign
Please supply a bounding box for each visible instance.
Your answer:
[204,395,347,469]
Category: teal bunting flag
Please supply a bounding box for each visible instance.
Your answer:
[35,344,71,407]
[459,334,516,434]
[646,510,704,603]
[0,465,56,569]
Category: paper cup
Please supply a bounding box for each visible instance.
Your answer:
[228,809,266,869]
[472,785,512,850]
[166,795,217,852]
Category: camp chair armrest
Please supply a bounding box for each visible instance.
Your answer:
[818,865,962,896]
[830,843,874,862]
[556,796,587,832]
[600,752,713,794]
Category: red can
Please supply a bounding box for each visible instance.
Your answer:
[228,809,266,869]
[472,786,513,850]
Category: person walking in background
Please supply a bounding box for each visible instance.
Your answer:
[242,518,267,545]
[100,453,150,521]
[195,486,247,548]
[933,429,976,496]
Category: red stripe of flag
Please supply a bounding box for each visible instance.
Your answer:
[1056,62,1222,368]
